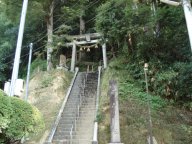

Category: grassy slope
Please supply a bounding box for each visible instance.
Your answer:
[24,70,72,143]
[98,58,192,144]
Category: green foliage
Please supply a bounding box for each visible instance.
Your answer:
[96,0,191,107]
[41,75,53,88]
[19,58,47,79]
[31,59,47,73]
[96,113,103,123]
[0,90,45,143]
[172,62,192,102]
[0,10,17,83]
[96,0,154,57]
[151,69,177,98]
[0,91,12,135]
[119,81,167,109]
[101,58,167,109]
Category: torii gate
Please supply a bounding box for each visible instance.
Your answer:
[66,33,107,72]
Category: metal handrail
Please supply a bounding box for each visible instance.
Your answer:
[70,124,73,144]
[68,71,87,144]
[46,67,79,143]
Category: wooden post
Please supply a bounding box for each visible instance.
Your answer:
[102,43,107,69]
[70,41,76,72]
[109,80,123,144]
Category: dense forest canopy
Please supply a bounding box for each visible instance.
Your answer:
[0,0,191,107]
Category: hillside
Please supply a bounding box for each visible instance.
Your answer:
[98,59,192,144]
[0,0,192,143]
[23,70,72,143]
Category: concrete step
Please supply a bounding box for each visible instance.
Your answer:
[65,101,96,106]
[67,97,96,101]
[58,117,94,123]
[63,110,96,115]
[64,104,96,109]
[50,72,98,144]
[62,107,96,111]
[52,139,92,144]
[58,120,94,129]
[62,107,95,113]
[71,139,92,144]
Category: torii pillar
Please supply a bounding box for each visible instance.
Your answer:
[70,41,76,72]
[102,43,107,69]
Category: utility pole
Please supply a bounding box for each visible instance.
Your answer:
[9,0,29,96]
[160,0,192,51]
[183,0,192,52]
[25,43,33,101]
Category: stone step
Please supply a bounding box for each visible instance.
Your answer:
[58,120,94,129]
[71,139,92,144]
[65,101,96,106]
[61,114,95,119]
[67,97,96,100]
[63,110,95,115]
[64,104,95,109]
[58,117,94,124]
[54,132,93,140]
[64,105,96,110]
[52,139,92,144]
[50,72,98,144]
[62,107,95,113]
[53,134,71,141]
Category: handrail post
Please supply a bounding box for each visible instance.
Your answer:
[77,105,80,117]
[83,79,85,98]
[86,72,88,82]
[80,94,82,106]
[83,79,85,91]
[75,119,76,132]
[70,125,73,144]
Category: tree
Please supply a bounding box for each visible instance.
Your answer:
[95,0,192,107]
[0,1,19,87]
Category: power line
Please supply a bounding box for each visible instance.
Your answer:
[18,0,100,48]
[3,44,47,66]
[25,0,98,49]
[0,0,85,64]
[70,0,123,33]
[31,0,83,45]
[1,0,103,66]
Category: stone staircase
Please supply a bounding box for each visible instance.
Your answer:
[51,72,98,144]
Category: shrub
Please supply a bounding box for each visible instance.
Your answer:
[19,58,47,79]
[0,90,44,143]
[172,62,192,109]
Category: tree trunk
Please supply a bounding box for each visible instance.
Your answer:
[80,16,85,35]
[47,0,54,71]
[79,16,85,62]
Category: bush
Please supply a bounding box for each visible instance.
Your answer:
[19,58,47,79]
[0,90,44,143]
[173,62,192,107]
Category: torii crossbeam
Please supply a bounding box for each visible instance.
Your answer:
[66,33,107,72]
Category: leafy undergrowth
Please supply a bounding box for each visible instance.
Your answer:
[98,59,192,144]
[0,90,44,144]
[24,69,72,143]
